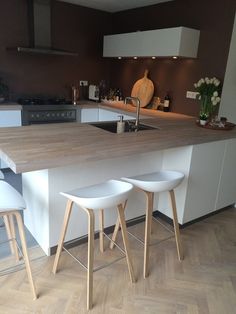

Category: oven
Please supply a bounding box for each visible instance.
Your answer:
[19,98,77,125]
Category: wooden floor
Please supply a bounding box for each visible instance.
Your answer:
[0,207,236,314]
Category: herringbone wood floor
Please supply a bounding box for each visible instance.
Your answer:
[0,207,235,314]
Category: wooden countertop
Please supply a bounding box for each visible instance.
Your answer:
[0,102,22,110]
[0,108,236,173]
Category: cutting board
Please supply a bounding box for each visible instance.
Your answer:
[131,70,154,107]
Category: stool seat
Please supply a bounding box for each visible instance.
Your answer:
[0,180,26,211]
[61,180,133,210]
[121,171,184,193]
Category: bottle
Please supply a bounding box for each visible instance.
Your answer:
[117,115,125,134]
[163,93,170,112]
[72,85,79,105]
[115,88,122,101]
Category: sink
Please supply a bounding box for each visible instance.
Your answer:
[89,120,159,133]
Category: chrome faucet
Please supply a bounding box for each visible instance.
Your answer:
[124,96,141,130]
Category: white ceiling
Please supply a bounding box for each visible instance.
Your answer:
[58,0,174,13]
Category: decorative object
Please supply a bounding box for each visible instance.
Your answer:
[0,78,9,102]
[194,77,221,121]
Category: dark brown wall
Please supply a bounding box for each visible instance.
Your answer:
[110,0,236,116]
[0,0,111,100]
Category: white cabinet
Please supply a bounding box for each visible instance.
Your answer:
[216,138,236,209]
[183,141,226,223]
[99,108,134,121]
[80,108,99,122]
[103,27,200,58]
[219,12,236,123]
[80,107,135,123]
[0,110,22,169]
[0,110,21,127]
[157,141,227,224]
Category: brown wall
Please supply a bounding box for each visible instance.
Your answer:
[0,0,236,116]
[0,0,111,100]
[110,0,236,116]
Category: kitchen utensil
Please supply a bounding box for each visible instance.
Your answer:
[131,70,154,107]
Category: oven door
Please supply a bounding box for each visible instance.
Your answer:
[22,109,77,125]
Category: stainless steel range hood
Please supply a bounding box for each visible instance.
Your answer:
[7,0,78,57]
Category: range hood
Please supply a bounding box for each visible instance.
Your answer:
[7,0,78,57]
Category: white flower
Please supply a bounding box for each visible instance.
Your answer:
[213,91,218,97]
[216,96,221,103]
[214,80,220,86]
[194,83,198,88]
[211,96,215,102]
[212,100,218,106]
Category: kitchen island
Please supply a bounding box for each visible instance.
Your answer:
[0,110,235,255]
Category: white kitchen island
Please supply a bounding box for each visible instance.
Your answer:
[0,109,235,255]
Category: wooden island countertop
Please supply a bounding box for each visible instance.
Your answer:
[0,109,236,174]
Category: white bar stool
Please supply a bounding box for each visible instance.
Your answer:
[111,171,185,278]
[0,172,37,300]
[52,179,135,310]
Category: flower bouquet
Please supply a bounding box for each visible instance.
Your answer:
[194,77,221,124]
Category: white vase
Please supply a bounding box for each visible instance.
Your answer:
[200,119,207,126]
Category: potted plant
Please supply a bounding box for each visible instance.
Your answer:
[199,111,208,125]
[0,78,9,102]
[194,77,221,124]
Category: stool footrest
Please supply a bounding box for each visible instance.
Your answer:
[124,216,175,247]
[62,231,126,273]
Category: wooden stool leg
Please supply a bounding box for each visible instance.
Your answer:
[110,217,120,250]
[169,190,183,261]
[117,203,135,283]
[85,208,95,310]
[52,200,73,274]
[110,200,127,250]
[3,215,15,255]
[99,209,104,253]
[9,214,20,261]
[14,211,37,300]
[144,191,154,278]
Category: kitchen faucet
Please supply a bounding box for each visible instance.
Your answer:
[124,96,141,131]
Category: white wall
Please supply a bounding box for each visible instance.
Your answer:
[219,12,236,123]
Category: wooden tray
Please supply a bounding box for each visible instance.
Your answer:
[196,121,235,130]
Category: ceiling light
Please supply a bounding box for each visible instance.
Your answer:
[151,57,156,59]
[172,56,178,59]
[133,57,138,59]
[118,57,122,59]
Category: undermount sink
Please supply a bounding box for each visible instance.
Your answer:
[89,120,159,133]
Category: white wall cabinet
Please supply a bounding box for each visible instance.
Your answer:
[0,110,22,169]
[219,12,236,123]
[103,27,200,58]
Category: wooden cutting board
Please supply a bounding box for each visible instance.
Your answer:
[131,70,154,107]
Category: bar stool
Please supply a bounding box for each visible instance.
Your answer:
[0,175,37,300]
[111,170,185,278]
[52,179,135,310]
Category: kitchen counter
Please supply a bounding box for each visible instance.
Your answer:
[0,111,235,174]
[0,102,22,110]
[1,104,235,255]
